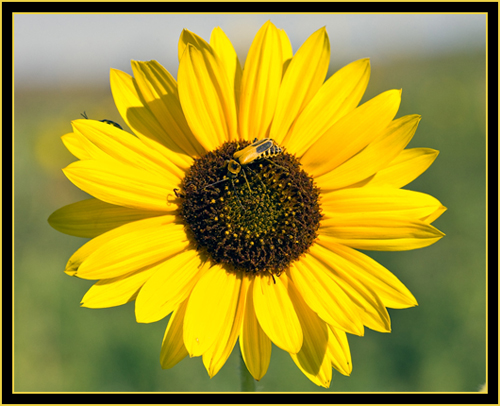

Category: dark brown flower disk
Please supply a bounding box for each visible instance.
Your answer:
[178,141,322,276]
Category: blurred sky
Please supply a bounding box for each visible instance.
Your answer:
[14,13,485,89]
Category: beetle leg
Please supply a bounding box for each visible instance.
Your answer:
[246,165,267,192]
[241,168,252,194]
[231,178,245,211]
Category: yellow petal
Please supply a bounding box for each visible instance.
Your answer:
[327,326,352,376]
[252,273,303,354]
[238,21,282,142]
[270,27,330,144]
[63,214,176,277]
[61,132,93,160]
[358,148,440,188]
[131,60,206,158]
[239,277,272,381]
[160,299,189,369]
[283,58,370,155]
[319,213,445,251]
[288,278,332,388]
[289,259,364,335]
[135,250,205,323]
[321,187,446,223]
[63,159,178,212]
[72,119,182,185]
[300,89,402,177]
[81,265,156,308]
[279,28,293,75]
[317,240,418,309]
[210,26,242,110]
[48,198,166,238]
[316,114,421,191]
[178,43,238,149]
[203,275,249,378]
[76,222,189,280]
[421,204,448,224]
[309,244,391,333]
[183,265,242,356]
[109,68,193,174]
[178,28,210,61]
[62,128,110,161]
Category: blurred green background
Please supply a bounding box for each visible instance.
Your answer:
[14,14,486,392]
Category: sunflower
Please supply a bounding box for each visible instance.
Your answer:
[48,21,446,388]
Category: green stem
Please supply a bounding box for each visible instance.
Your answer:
[238,346,256,392]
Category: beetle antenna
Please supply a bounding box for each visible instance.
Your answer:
[264,158,289,172]
[204,177,229,190]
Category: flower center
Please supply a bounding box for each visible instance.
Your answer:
[178,141,321,276]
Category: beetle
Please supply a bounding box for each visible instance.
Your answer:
[166,188,185,206]
[230,138,283,173]
[204,138,286,193]
[173,188,184,198]
[81,111,123,130]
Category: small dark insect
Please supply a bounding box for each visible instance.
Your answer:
[166,188,185,205]
[81,111,123,130]
[173,188,185,198]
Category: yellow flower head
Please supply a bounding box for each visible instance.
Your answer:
[49,21,445,388]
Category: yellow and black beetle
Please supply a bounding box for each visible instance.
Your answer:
[204,138,286,192]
